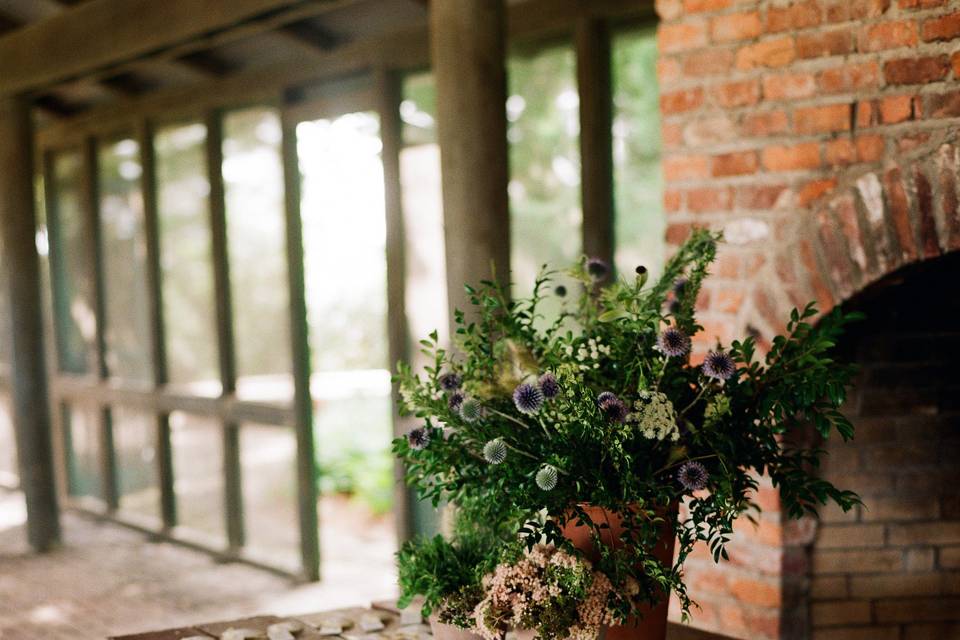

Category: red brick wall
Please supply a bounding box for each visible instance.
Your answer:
[654,0,960,636]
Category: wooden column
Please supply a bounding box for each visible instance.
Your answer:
[280,105,320,581]
[0,95,61,551]
[375,66,414,543]
[429,0,511,322]
[576,17,615,269]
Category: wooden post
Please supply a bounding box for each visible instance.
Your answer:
[138,121,178,530]
[576,17,615,269]
[204,110,245,553]
[375,66,414,543]
[0,95,61,551]
[280,104,321,581]
[429,0,511,322]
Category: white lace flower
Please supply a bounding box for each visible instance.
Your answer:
[633,392,680,441]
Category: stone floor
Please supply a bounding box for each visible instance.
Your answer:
[0,490,399,640]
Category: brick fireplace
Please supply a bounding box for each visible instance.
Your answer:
[653,0,960,637]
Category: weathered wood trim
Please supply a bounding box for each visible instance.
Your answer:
[280,101,321,581]
[375,65,412,543]
[0,95,61,550]
[51,375,296,426]
[204,110,245,551]
[576,17,615,269]
[138,120,177,529]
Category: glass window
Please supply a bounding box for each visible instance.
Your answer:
[155,123,220,394]
[222,108,293,402]
[114,408,159,523]
[99,137,152,383]
[63,403,101,500]
[170,411,224,542]
[48,151,96,374]
[296,110,397,572]
[612,26,664,279]
[508,44,582,319]
[400,71,449,365]
[240,424,298,567]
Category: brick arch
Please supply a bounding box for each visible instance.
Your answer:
[743,138,960,341]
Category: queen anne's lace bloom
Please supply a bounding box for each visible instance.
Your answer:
[634,392,680,441]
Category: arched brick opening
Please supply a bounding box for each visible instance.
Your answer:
[670,138,960,640]
[782,252,960,639]
[774,142,960,639]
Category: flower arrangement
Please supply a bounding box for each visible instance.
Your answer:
[394,229,862,636]
[473,545,620,640]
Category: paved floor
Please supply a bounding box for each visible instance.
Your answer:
[0,490,399,640]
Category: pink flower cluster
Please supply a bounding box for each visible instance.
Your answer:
[472,545,618,640]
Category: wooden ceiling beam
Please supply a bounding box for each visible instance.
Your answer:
[279,21,339,52]
[0,0,336,96]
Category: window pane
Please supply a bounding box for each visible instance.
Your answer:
[114,408,159,522]
[508,44,582,318]
[99,137,152,383]
[64,403,101,500]
[49,151,96,374]
[613,26,664,279]
[0,393,17,484]
[223,108,293,402]
[400,72,449,367]
[155,123,220,394]
[298,112,388,372]
[241,424,298,567]
[296,111,397,575]
[170,411,224,542]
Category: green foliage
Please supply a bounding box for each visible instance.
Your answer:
[394,227,863,627]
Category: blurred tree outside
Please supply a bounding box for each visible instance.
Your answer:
[613,25,664,280]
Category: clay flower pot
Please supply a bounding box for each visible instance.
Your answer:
[561,504,678,640]
[429,616,484,640]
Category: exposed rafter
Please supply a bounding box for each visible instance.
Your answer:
[280,20,339,51]
[0,0,347,96]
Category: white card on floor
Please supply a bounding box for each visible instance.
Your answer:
[359,614,385,632]
[399,608,422,626]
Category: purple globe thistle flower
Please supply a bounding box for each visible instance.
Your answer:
[668,299,682,314]
[439,372,462,392]
[538,373,560,399]
[448,390,465,412]
[554,285,568,297]
[677,460,709,492]
[703,350,736,381]
[586,257,610,281]
[597,391,617,406]
[656,327,691,358]
[406,427,430,451]
[513,383,544,415]
[598,393,629,423]
[673,278,689,295]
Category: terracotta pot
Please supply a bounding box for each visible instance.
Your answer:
[561,504,678,640]
[429,616,484,640]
